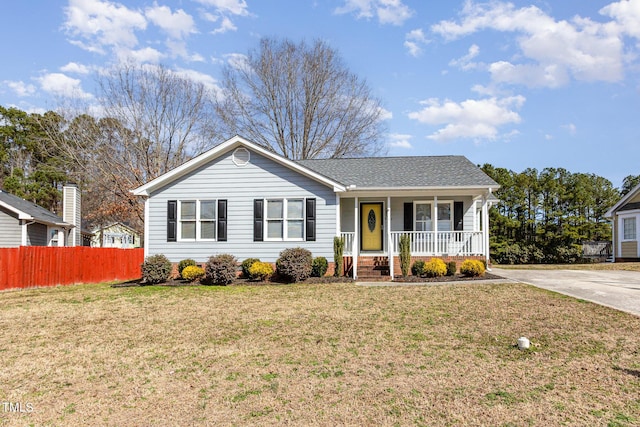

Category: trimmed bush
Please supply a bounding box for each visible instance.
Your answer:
[241,258,260,278]
[178,258,197,277]
[399,235,411,277]
[311,257,328,277]
[141,254,172,284]
[181,265,205,282]
[460,259,486,277]
[411,260,426,277]
[333,236,344,277]
[248,261,274,281]
[276,247,313,283]
[423,258,447,278]
[446,261,457,276]
[204,254,238,285]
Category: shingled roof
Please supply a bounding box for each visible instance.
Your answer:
[0,190,70,226]
[296,155,499,189]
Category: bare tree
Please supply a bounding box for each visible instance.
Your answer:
[40,63,221,228]
[216,37,387,159]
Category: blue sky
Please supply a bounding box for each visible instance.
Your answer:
[1,0,639,188]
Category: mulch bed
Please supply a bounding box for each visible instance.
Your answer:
[112,273,501,287]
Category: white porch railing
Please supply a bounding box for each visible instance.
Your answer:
[341,232,355,255]
[341,231,484,256]
[391,231,484,256]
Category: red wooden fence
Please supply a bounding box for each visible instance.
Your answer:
[0,247,144,291]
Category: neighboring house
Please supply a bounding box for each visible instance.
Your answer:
[605,183,640,262]
[0,186,80,247]
[131,135,499,279]
[91,222,142,248]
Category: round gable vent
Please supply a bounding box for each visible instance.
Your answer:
[232,147,250,166]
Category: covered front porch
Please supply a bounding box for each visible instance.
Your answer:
[335,192,493,279]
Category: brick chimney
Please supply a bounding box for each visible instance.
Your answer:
[63,184,81,246]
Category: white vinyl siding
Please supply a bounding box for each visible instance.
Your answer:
[0,207,22,247]
[146,148,336,263]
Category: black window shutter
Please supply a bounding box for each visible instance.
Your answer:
[454,201,464,231]
[167,200,177,242]
[253,199,263,241]
[217,200,227,241]
[403,202,413,231]
[305,198,316,241]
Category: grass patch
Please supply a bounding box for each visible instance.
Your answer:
[0,281,639,425]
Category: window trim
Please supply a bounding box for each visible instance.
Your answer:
[264,198,305,242]
[413,200,453,232]
[622,215,637,241]
[177,199,217,241]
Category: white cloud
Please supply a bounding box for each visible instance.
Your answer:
[432,1,625,87]
[4,80,37,97]
[562,123,577,135]
[225,53,249,71]
[116,46,164,63]
[145,4,197,39]
[388,133,412,148]
[408,95,525,142]
[174,68,221,94]
[601,0,640,40]
[64,0,147,53]
[60,62,91,74]
[212,16,237,34]
[37,73,93,99]
[404,29,428,57]
[335,0,413,26]
[449,44,480,71]
[194,0,249,16]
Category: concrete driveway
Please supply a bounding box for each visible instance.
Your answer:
[492,268,640,317]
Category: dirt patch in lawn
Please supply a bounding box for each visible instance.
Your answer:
[1,281,639,426]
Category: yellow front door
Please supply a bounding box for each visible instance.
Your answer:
[361,203,383,251]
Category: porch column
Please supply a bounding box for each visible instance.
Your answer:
[482,194,490,266]
[387,196,393,279]
[335,195,341,236]
[57,229,65,247]
[353,197,358,280]
[433,196,438,254]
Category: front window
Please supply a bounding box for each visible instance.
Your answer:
[415,203,432,231]
[179,200,216,240]
[623,217,636,240]
[266,199,304,240]
[437,203,452,231]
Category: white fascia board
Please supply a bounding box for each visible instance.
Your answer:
[0,200,32,220]
[605,182,640,218]
[131,135,345,196]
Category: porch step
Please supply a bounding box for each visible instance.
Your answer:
[356,257,391,281]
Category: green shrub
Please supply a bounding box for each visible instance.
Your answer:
[204,254,238,285]
[141,254,173,284]
[333,236,344,277]
[181,265,205,282]
[248,261,274,281]
[399,235,411,277]
[178,258,197,277]
[411,260,426,277]
[311,257,328,277]
[423,258,447,278]
[276,247,313,283]
[241,258,260,278]
[446,261,457,276]
[460,259,485,277]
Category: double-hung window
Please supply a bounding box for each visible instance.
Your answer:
[415,202,432,231]
[266,198,304,240]
[179,200,216,240]
[623,217,636,241]
[437,203,452,231]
